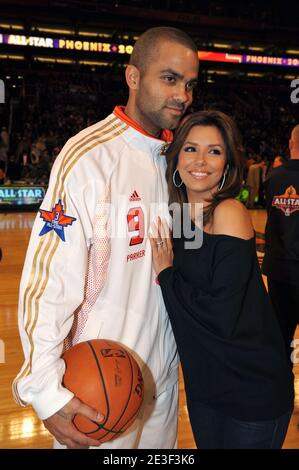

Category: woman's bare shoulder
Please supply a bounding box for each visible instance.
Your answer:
[212,199,254,240]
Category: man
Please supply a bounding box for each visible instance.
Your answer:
[272,155,284,169]
[246,156,263,209]
[262,124,299,363]
[13,27,199,449]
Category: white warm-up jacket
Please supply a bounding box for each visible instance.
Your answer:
[13,106,178,420]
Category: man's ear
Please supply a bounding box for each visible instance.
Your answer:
[125,65,140,90]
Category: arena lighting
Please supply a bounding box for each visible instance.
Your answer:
[286,50,299,55]
[0,54,24,60]
[207,70,230,75]
[78,60,110,66]
[55,58,73,64]
[79,31,99,37]
[34,27,75,35]
[247,72,264,77]
[248,46,265,51]
[213,43,231,49]
[32,56,120,67]
[33,56,74,64]
[79,31,111,38]
[33,56,55,62]
[0,23,23,30]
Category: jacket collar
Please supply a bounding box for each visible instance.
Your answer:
[113,106,173,143]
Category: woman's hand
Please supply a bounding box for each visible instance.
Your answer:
[149,217,173,276]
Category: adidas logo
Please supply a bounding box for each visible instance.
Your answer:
[129,190,141,201]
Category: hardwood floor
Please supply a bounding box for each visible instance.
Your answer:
[0,210,298,449]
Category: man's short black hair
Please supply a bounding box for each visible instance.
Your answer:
[129,27,197,74]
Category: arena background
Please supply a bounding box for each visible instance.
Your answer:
[0,0,298,451]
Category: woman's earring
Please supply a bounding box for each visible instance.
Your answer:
[218,164,229,191]
[173,169,183,188]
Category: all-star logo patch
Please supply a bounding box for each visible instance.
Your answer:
[272,185,299,216]
[39,199,76,241]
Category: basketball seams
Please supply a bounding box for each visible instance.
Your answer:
[85,341,110,428]
[109,349,135,436]
[116,357,144,435]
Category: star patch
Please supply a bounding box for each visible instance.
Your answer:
[39,199,76,241]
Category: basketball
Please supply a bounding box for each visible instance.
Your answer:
[62,339,144,443]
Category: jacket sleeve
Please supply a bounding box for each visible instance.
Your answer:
[158,237,255,340]
[13,141,109,420]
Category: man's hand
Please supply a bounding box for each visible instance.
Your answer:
[43,396,104,449]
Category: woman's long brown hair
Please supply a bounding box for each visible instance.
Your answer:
[165,110,245,226]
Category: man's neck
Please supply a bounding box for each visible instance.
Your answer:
[124,102,160,138]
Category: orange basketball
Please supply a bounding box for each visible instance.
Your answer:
[62,339,144,443]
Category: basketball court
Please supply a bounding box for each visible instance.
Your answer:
[0,209,298,448]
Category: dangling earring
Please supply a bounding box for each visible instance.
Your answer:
[218,164,229,191]
[173,169,183,188]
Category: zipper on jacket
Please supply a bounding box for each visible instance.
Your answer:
[154,144,165,207]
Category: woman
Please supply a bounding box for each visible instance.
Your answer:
[149,111,294,449]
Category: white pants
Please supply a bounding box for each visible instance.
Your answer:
[53,381,178,449]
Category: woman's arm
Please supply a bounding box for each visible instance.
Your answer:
[150,202,257,340]
[158,236,255,339]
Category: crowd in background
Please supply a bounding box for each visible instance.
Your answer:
[0,70,298,208]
